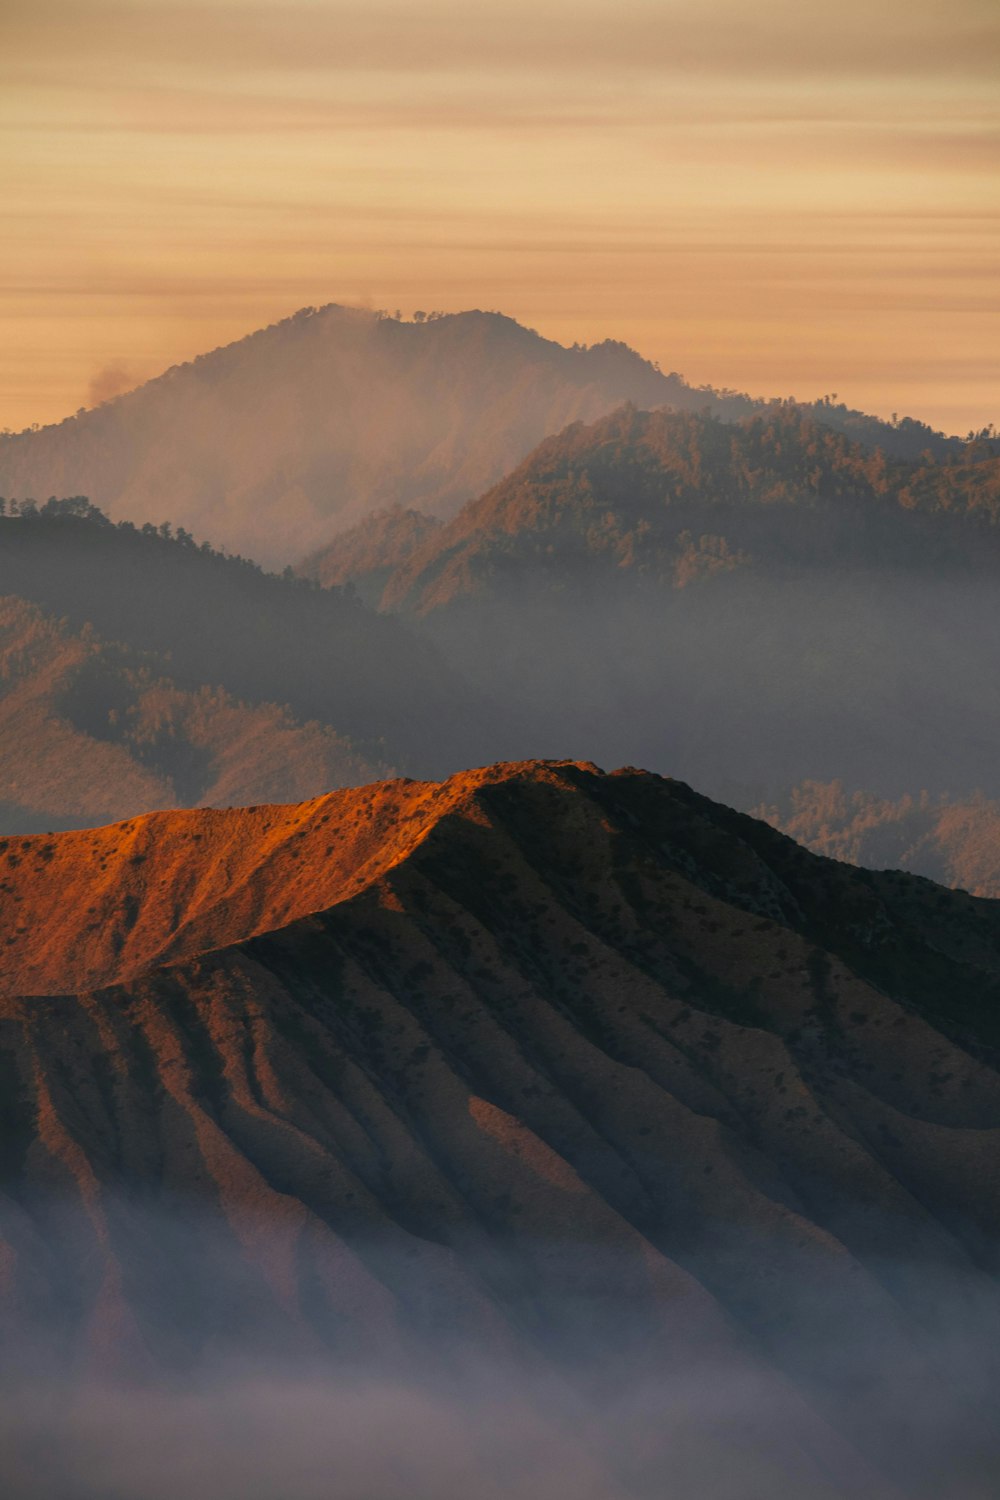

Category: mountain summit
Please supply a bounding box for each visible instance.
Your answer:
[0,306,961,566]
[0,308,683,564]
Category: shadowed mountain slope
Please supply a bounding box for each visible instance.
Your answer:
[0,306,972,567]
[1,760,1000,1495]
[0,503,489,822]
[0,597,385,833]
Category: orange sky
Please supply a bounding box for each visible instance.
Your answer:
[2,0,998,435]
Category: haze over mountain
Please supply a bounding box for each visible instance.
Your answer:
[332,404,1000,613]
[0,499,488,830]
[757,784,1000,900]
[6,400,1000,888]
[304,405,1000,842]
[0,595,387,834]
[0,305,969,568]
[1,761,999,1497]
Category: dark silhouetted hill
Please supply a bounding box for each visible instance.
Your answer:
[0,500,488,829]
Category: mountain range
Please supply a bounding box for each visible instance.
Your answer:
[3,311,1000,894]
[0,498,494,829]
[4,401,1000,899]
[3,317,1000,1483]
[0,305,971,567]
[1,760,998,1496]
[303,404,1000,833]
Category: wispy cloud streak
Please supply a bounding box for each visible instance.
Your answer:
[0,0,997,432]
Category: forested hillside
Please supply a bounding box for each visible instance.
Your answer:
[303,407,1000,879]
[331,405,1000,614]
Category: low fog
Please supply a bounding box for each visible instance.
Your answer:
[1,1199,998,1500]
[421,566,1000,807]
[4,501,1000,852]
[0,1358,890,1500]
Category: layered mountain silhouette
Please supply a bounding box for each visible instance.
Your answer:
[304,405,1000,836]
[0,500,489,829]
[1,761,999,1496]
[5,387,1000,889]
[758,783,1000,898]
[0,595,386,833]
[0,305,968,566]
[317,404,1000,613]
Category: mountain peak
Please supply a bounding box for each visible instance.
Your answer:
[0,759,607,995]
[0,306,963,567]
[0,309,676,564]
[4,755,998,1047]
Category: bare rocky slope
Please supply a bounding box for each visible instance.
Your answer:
[1,760,999,1495]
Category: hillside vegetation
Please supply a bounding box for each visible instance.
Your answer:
[305,407,1000,837]
[325,405,1000,614]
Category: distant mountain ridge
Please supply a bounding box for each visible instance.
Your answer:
[0,595,387,833]
[756,782,1000,898]
[297,405,1000,823]
[308,404,1000,613]
[0,499,491,829]
[0,304,973,567]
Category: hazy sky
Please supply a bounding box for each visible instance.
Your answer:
[2,0,998,434]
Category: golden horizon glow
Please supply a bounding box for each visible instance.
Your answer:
[1,0,998,435]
